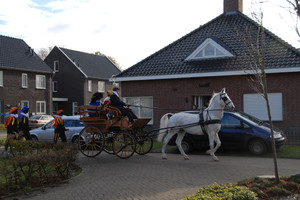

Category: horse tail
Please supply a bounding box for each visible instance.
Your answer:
[157,113,174,142]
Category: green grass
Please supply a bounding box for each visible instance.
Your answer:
[270,145,300,159]
[152,142,163,150]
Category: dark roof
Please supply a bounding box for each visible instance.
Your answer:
[116,11,300,78]
[0,35,52,73]
[59,47,121,79]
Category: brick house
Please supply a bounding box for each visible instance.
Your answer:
[44,47,121,115]
[0,35,53,122]
[113,0,300,143]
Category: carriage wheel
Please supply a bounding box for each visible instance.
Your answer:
[103,132,114,154]
[135,136,153,155]
[78,126,104,157]
[113,131,136,159]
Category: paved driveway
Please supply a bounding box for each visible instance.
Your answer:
[10,152,300,200]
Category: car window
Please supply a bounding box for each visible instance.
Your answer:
[221,115,242,128]
[45,121,54,129]
[29,115,41,120]
[64,120,74,127]
[75,120,84,127]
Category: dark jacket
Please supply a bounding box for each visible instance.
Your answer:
[19,114,29,132]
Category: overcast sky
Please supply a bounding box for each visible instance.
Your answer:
[0,0,299,70]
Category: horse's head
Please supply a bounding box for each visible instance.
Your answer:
[219,88,235,110]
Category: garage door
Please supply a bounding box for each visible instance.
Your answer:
[243,93,282,121]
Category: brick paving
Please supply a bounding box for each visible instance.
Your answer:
[6,151,300,200]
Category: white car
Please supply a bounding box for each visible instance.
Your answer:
[30,115,84,143]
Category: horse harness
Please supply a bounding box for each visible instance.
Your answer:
[198,92,232,134]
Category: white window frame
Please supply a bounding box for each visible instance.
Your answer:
[72,102,78,115]
[88,80,92,92]
[124,96,153,124]
[36,75,46,89]
[185,38,234,61]
[36,101,46,114]
[54,60,59,72]
[21,100,29,108]
[243,93,283,121]
[22,73,28,88]
[53,81,58,92]
[0,71,3,87]
[98,81,105,93]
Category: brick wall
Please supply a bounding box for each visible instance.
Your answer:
[0,68,52,117]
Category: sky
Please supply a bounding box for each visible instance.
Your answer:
[0,0,299,70]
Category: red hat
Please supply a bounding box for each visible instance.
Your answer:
[10,107,18,114]
[56,110,63,115]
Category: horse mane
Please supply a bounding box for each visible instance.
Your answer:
[207,92,219,108]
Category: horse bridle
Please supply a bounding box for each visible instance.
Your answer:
[220,93,232,107]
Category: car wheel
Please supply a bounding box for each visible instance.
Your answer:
[181,139,193,153]
[31,135,38,141]
[248,139,267,155]
[72,136,79,144]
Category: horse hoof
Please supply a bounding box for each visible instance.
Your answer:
[213,157,219,161]
[184,156,190,160]
[205,150,211,155]
[162,155,167,160]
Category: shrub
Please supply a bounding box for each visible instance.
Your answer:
[0,141,79,196]
[183,183,257,200]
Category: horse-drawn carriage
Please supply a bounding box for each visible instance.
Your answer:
[77,105,153,159]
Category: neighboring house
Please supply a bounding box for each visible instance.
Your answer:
[44,47,121,115]
[113,0,300,143]
[0,35,53,123]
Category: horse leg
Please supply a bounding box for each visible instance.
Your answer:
[175,131,189,160]
[161,130,175,159]
[207,132,219,161]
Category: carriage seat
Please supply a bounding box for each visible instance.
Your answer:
[106,106,122,118]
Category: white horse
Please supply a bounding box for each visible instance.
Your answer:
[157,88,235,161]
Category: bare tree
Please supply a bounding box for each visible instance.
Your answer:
[286,0,300,37]
[238,11,280,183]
[37,46,54,60]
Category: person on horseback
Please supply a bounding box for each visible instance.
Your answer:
[110,87,137,124]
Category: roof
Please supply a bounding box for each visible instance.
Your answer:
[0,35,52,73]
[115,11,300,81]
[58,47,121,79]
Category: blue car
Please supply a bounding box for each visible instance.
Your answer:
[168,111,286,155]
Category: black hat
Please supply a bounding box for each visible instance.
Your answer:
[113,87,120,91]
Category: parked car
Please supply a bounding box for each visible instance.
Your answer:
[168,111,286,155]
[29,115,54,129]
[30,115,84,143]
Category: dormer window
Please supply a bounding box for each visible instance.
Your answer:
[185,38,234,61]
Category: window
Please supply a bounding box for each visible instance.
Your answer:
[98,81,105,92]
[88,80,92,92]
[185,38,234,61]
[53,81,58,92]
[192,95,211,110]
[54,60,59,72]
[36,101,46,114]
[243,93,283,121]
[124,96,153,124]
[72,102,78,115]
[22,73,28,88]
[0,71,3,87]
[221,115,242,128]
[21,100,29,108]
[36,75,46,89]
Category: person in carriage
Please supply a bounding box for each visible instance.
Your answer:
[89,92,104,117]
[110,87,137,124]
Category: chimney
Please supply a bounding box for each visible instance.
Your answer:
[224,0,243,13]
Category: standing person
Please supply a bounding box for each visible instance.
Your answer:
[110,87,137,124]
[53,110,67,143]
[19,106,31,140]
[4,107,19,153]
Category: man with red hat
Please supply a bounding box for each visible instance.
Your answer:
[4,107,19,153]
[53,110,67,143]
